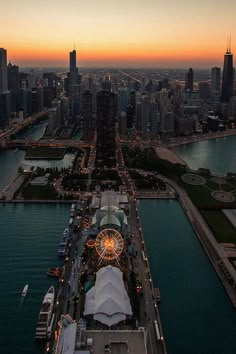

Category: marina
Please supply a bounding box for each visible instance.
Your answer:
[0,121,236,353]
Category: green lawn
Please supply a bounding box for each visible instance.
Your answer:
[205,180,220,190]
[221,184,236,192]
[201,210,236,243]
[22,184,58,199]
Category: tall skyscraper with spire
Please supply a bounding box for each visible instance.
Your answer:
[69,48,77,90]
[221,38,233,102]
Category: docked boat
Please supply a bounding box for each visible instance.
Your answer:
[35,286,55,340]
[58,228,70,257]
[47,267,62,278]
[154,288,161,303]
[22,284,28,297]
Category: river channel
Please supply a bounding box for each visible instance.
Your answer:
[0,121,74,191]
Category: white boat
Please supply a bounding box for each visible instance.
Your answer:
[22,284,28,297]
[58,228,71,257]
[35,286,55,340]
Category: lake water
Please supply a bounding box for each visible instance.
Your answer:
[138,199,236,354]
[173,135,236,175]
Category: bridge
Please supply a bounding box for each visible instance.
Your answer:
[0,111,48,141]
[6,139,92,149]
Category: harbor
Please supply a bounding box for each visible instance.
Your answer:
[30,191,167,354]
[1,123,236,353]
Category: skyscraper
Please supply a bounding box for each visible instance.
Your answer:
[0,48,10,127]
[0,48,7,92]
[96,90,117,167]
[211,67,221,92]
[185,68,194,92]
[8,62,19,112]
[221,41,234,102]
[69,49,77,90]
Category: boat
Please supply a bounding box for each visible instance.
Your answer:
[22,284,28,297]
[154,288,161,303]
[58,228,71,257]
[47,267,62,278]
[35,286,55,340]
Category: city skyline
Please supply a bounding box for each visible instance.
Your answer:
[1,0,236,68]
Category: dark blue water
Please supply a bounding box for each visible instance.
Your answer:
[0,121,74,191]
[0,203,70,354]
[16,121,48,140]
[174,135,236,175]
[0,150,74,191]
[138,199,236,354]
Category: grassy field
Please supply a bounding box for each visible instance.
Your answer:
[22,184,58,199]
[179,175,236,209]
[201,210,236,244]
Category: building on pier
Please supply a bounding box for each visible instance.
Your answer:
[54,190,148,354]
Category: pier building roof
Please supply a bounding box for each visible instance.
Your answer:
[84,265,132,327]
[91,207,128,228]
[91,191,128,211]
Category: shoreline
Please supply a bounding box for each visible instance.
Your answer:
[166,129,236,148]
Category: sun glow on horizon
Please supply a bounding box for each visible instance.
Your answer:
[1,0,236,68]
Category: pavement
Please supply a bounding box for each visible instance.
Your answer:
[0,173,27,201]
[129,196,166,354]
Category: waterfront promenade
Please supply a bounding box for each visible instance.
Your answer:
[120,128,236,149]
[129,195,167,354]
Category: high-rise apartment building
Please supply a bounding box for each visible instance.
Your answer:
[8,62,19,112]
[0,48,7,92]
[0,48,10,127]
[118,87,128,114]
[96,90,117,167]
[211,67,221,92]
[185,68,194,92]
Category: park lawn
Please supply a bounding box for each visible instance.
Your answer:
[201,210,236,244]
[22,184,58,199]
[182,184,216,208]
[205,179,220,190]
[221,184,236,192]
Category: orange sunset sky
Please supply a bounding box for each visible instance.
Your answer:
[1,0,236,68]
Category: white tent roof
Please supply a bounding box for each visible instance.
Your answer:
[100,214,121,227]
[84,266,132,327]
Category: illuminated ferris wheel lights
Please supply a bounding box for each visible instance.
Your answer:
[95,228,124,261]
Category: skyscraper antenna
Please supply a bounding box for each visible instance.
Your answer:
[229,34,231,53]
[74,42,75,51]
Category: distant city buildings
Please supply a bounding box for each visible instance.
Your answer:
[0,41,235,134]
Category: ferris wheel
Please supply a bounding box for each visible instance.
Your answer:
[95,228,124,263]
